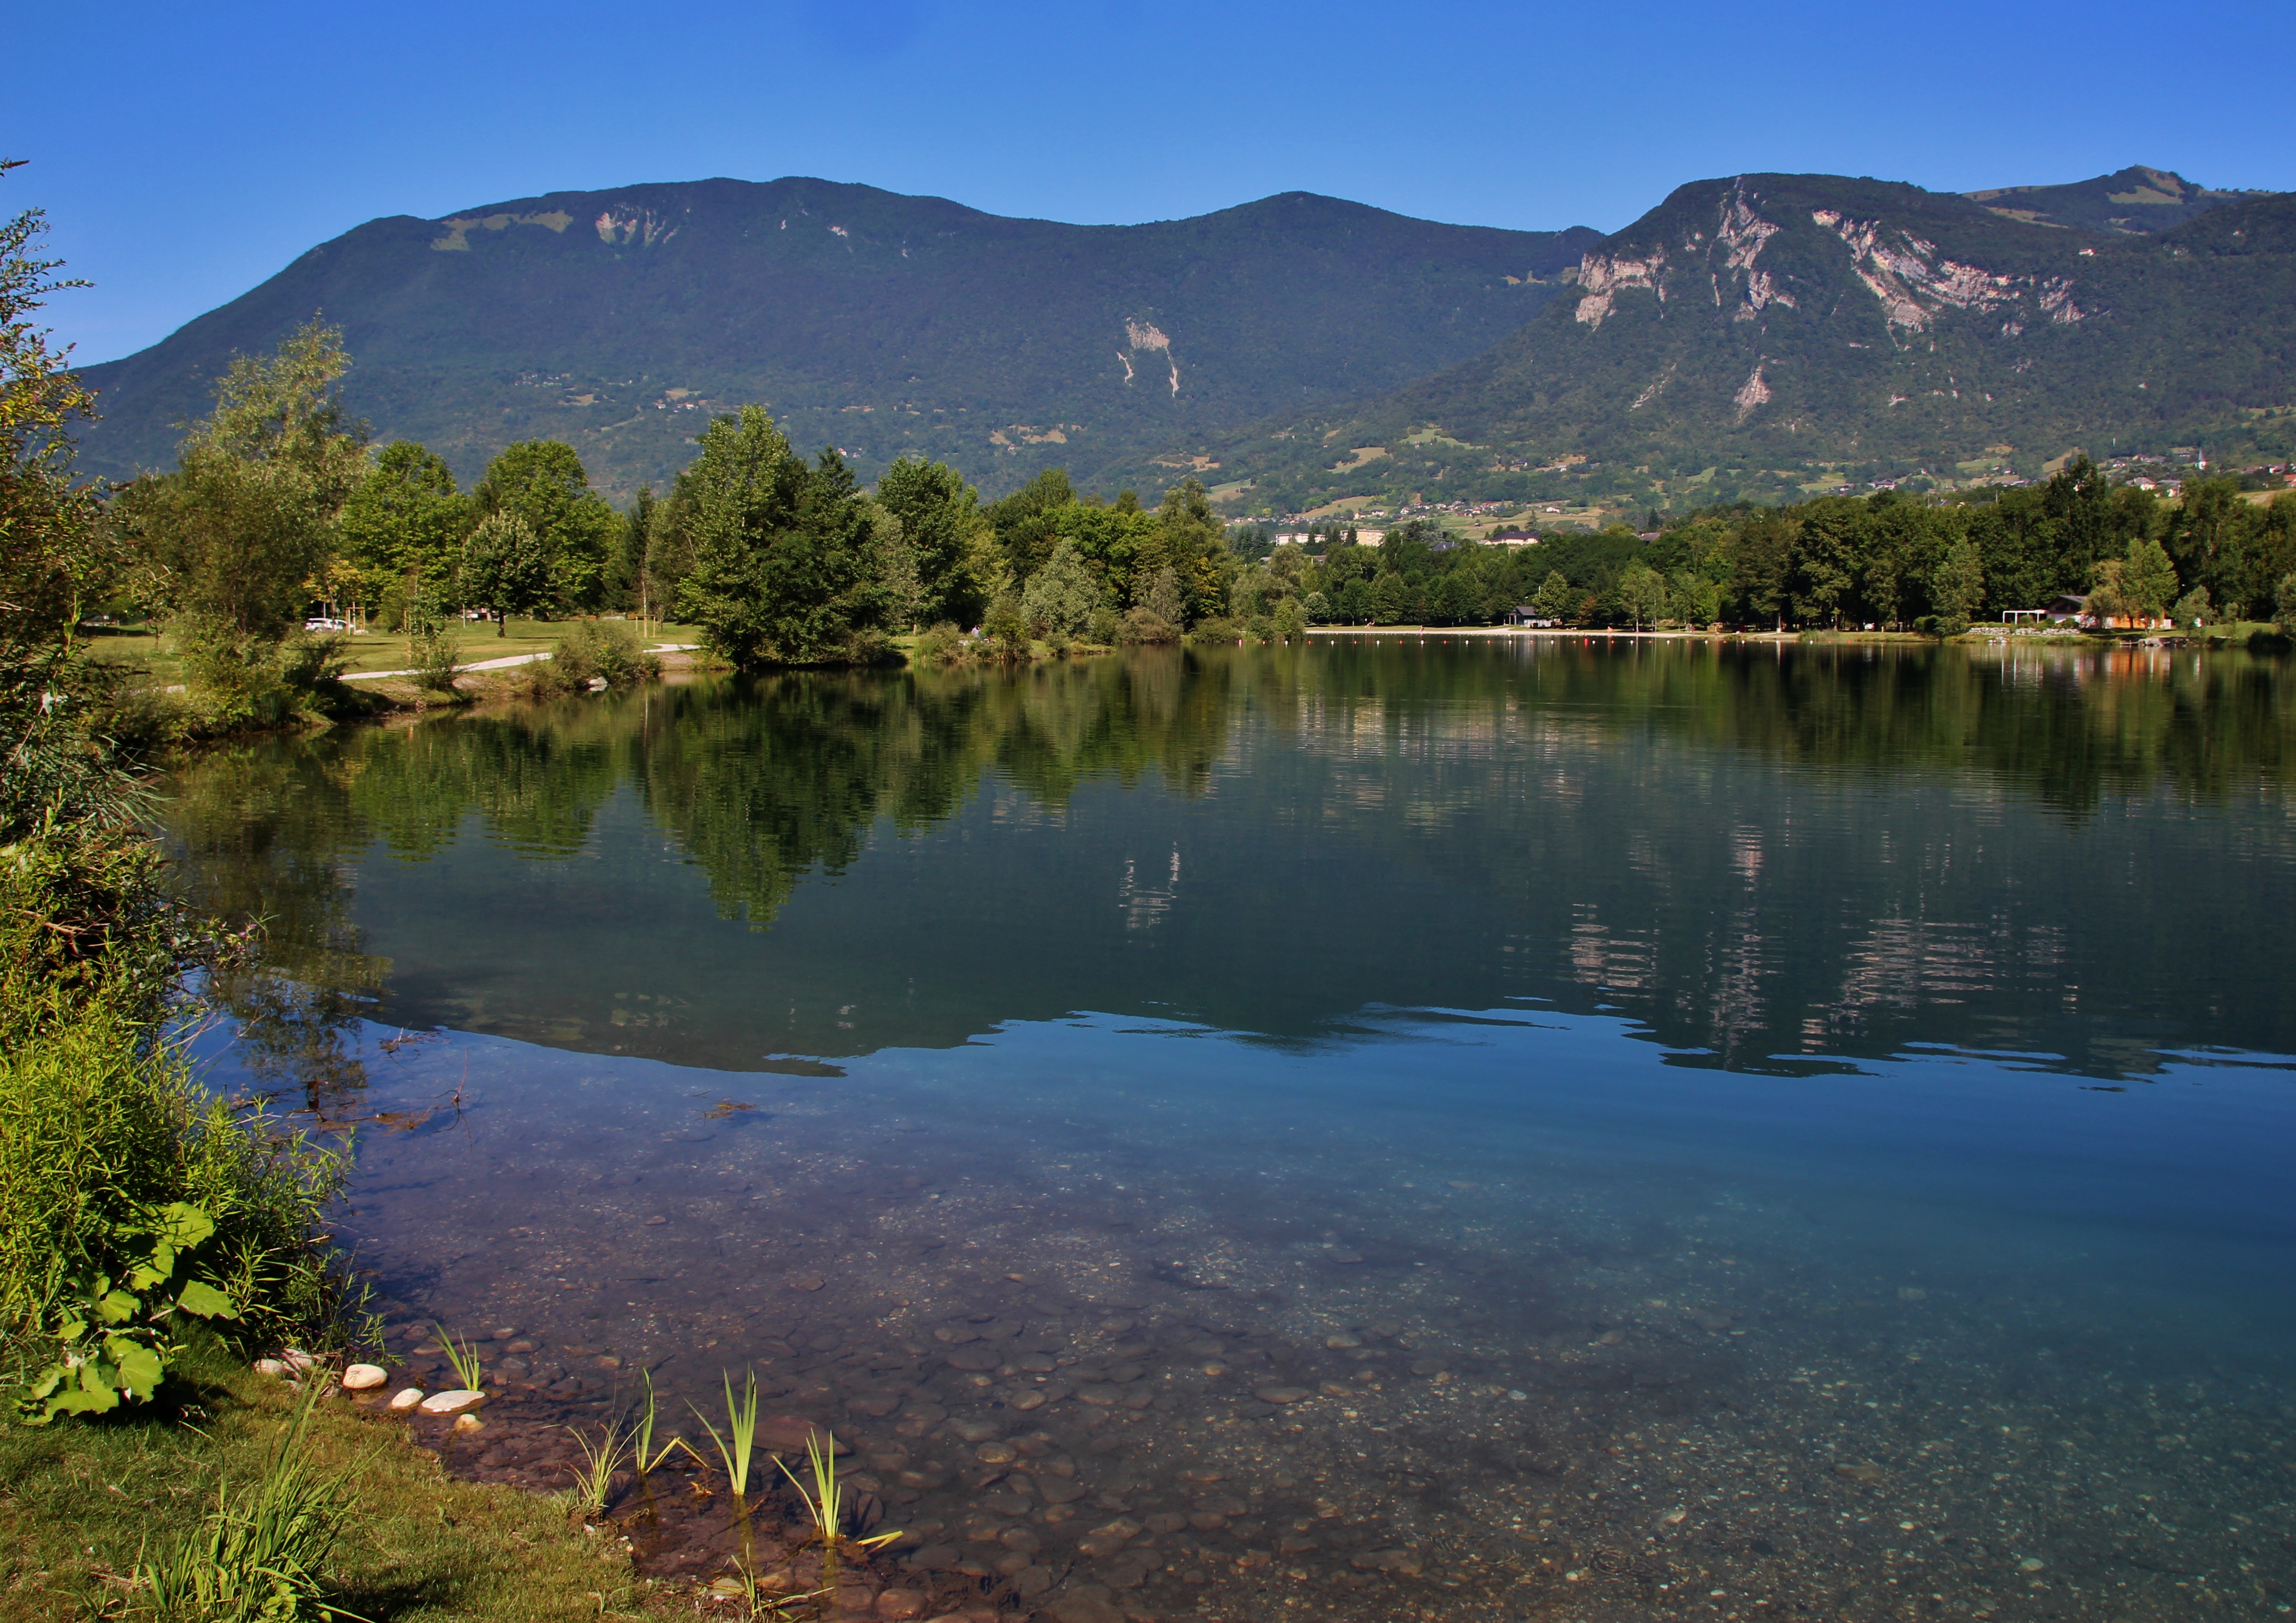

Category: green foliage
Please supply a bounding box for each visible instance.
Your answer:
[458,511,548,633]
[1936,538,1987,622]
[137,1382,357,1623]
[120,319,367,646]
[402,587,461,693]
[474,440,619,612]
[529,619,659,693]
[875,457,995,626]
[339,440,466,601]
[0,984,359,1412]
[676,406,882,667]
[17,1198,240,1423]
[1018,540,1098,638]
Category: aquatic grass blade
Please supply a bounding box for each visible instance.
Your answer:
[431,1320,484,1391]
[634,1367,683,1474]
[777,1429,898,1607]
[565,1418,631,1519]
[688,1367,759,1498]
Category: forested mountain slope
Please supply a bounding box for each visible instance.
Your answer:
[73,178,1594,499]
[1220,172,2296,514]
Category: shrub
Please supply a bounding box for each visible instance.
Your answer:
[913,622,968,665]
[531,619,660,695]
[1117,606,1180,645]
[1084,605,1122,646]
[1,810,359,1414]
[1183,615,1245,646]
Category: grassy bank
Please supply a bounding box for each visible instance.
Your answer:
[0,1343,659,1622]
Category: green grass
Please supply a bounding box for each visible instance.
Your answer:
[0,1345,665,1622]
[79,620,704,686]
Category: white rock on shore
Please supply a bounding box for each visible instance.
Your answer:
[342,1364,388,1390]
[389,1388,426,1411]
[418,1388,485,1415]
[253,1358,288,1379]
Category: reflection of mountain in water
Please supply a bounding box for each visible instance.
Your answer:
[164,643,2296,1101]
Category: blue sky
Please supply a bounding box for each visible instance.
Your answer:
[12,0,2292,364]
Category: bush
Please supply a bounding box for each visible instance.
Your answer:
[530,619,660,695]
[982,595,1031,659]
[913,622,968,665]
[1184,615,1245,646]
[1085,605,1122,646]
[1117,606,1180,645]
[0,827,361,1413]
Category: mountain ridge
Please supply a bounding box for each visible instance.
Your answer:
[1213,169,2296,513]
[72,176,1596,499]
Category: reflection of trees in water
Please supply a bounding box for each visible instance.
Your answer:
[162,644,2293,1094]
[1289,641,2295,1075]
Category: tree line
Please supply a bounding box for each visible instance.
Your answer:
[80,320,2296,697]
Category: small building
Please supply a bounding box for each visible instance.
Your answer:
[1505,606,1561,627]
[1488,529,1540,546]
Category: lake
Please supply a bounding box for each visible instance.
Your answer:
[165,638,2296,1622]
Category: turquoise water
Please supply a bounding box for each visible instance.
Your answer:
[170,642,2296,1620]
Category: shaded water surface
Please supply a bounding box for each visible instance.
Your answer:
[168,641,2296,1622]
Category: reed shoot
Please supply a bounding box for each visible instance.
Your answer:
[431,1321,485,1391]
[778,1430,899,1606]
[565,1418,631,1519]
[634,1367,685,1475]
[689,1367,761,1500]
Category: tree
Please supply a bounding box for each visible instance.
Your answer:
[1530,569,1575,622]
[458,513,548,635]
[984,467,1076,586]
[674,406,878,667]
[339,440,466,605]
[1371,571,1410,625]
[120,318,368,644]
[2122,537,2178,622]
[1935,537,1986,625]
[1020,541,1098,639]
[1,161,126,834]
[474,441,617,613]
[610,485,655,617]
[878,458,995,626]
[1619,562,1667,631]
[1143,566,1187,628]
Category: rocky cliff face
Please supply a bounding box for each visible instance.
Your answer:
[1218,171,2296,502]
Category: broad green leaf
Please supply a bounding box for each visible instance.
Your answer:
[95,1289,140,1324]
[109,1338,165,1395]
[154,1202,217,1248]
[44,1386,121,1420]
[175,1279,240,1319]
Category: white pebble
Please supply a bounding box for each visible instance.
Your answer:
[342,1364,388,1390]
[388,1388,425,1411]
[418,1388,485,1415]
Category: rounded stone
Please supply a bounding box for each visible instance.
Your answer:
[388,1388,425,1411]
[1252,1385,1311,1404]
[252,1358,288,1379]
[342,1363,388,1390]
[453,1413,484,1434]
[419,1388,486,1415]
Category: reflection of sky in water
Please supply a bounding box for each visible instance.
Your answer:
[170,644,2296,1619]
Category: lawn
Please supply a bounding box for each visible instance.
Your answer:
[79,619,705,687]
[0,1342,664,1623]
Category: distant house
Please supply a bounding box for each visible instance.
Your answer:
[1488,529,1540,546]
[1505,606,1561,627]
